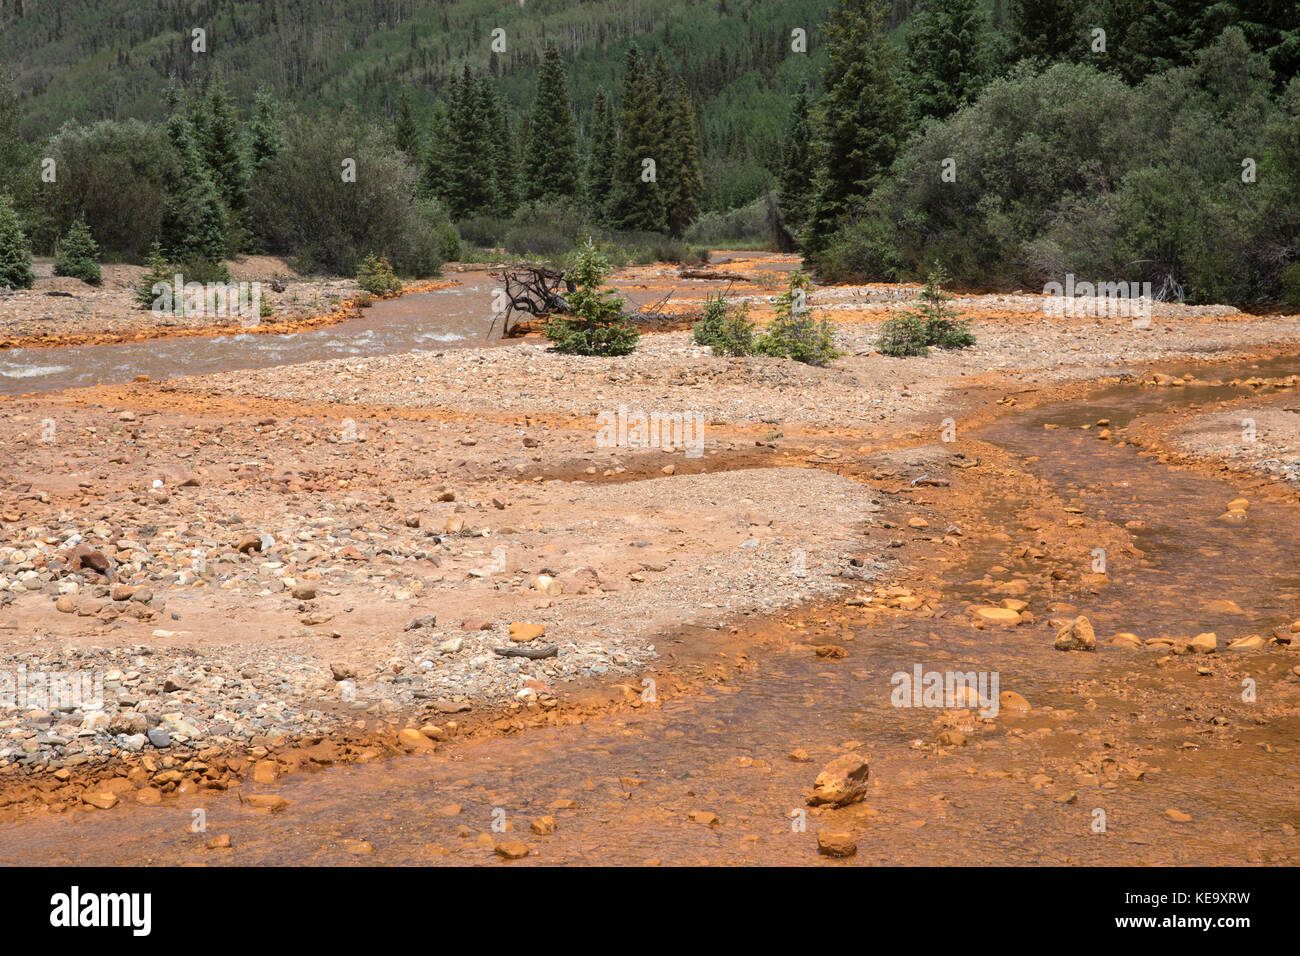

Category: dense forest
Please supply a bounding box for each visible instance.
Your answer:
[1,0,1298,304]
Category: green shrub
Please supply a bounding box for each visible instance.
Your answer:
[356,253,403,296]
[173,259,231,285]
[875,314,931,357]
[693,292,756,357]
[54,217,102,283]
[693,293,730,347]
[877,267,975,356]
[0,192,35,290]
[1282,263,1300,309]
[545,240,639,356]
[754,272,843,366]
[135,242,171,308]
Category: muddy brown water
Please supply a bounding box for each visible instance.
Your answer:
[0,267,720,397]
[0,273,510,397]
[3,355,1299,865]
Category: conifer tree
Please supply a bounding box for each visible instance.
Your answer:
[54,216,101,284]
[906,0,987,121]
[161,84,228,264]
[521,42,582,203]
[481,83,519,216]
[663,78,704,237]
[585,88,617,222]
[777,82,815,234]
[394,90,420,161]
[1006,0,1085,64]
[201,72,249,250]
[443,67,497,218]
[803,0,908,260]
[421,101,451,202]
[0,192,34,290]
[607,45,667,233]
[248,87,284,170]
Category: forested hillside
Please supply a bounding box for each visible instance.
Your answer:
[1,0,1299,305]
[0,0,837,212]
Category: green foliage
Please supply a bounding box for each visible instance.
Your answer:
[393,91,420,160]
[439,68,498,220]
[803,0,909,263]
[905,0,989,121]
[521,43,582,205]
[249,106,452,276]
[754,272,842,365]
[0,192,35,290]
[693,292,731,346]
[39,119,178,259]
[1282,263,1300,309]
[831,29,1300,304]
[356,253,403,296]
[685,196,776,248]
[545,240,639,356]
[916,266,973,348]
[54,217,101,284]
[586,89,617,220]
[877,267,974,356]
[777,83,816,235]
[248,87,284,170]
[874,313,931,356]
[1006,0,1086,64]
[693,293,757,356]
[663,77,705,237]
[135,242,171,308]
[607,46,668,233]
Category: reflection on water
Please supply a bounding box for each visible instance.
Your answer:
[0,274,504,396]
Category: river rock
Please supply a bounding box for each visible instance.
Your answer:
[806,752,870,807]
[1054,616,1096,651]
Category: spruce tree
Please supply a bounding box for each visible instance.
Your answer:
[201,73,249,250]
[161,84,228,265]
[0,192,34,290]
[54,216,101,284]
[394,91,420,161]
[663,78,704,237]
[906,0,988,121]
[586,88,617,222]
[803,0,908,261]
[777,82,816,235]
[607,45,667,233]
[421,101,451,202]
[1006,0,1086,64]
[482,82,519,216]
[248,87,284,169]
[521,42,582,203]
[443,67,497,219]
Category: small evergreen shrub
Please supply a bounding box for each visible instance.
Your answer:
[754,271,843,366]
[876,267,975,357]
[54,217,102,284]
[875,314,931,356]
[545,239,639,356]
[0,193,35,290]
[135,242,171,308]
[692,292,730,347]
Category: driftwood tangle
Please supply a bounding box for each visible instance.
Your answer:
[490,266,575,337]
